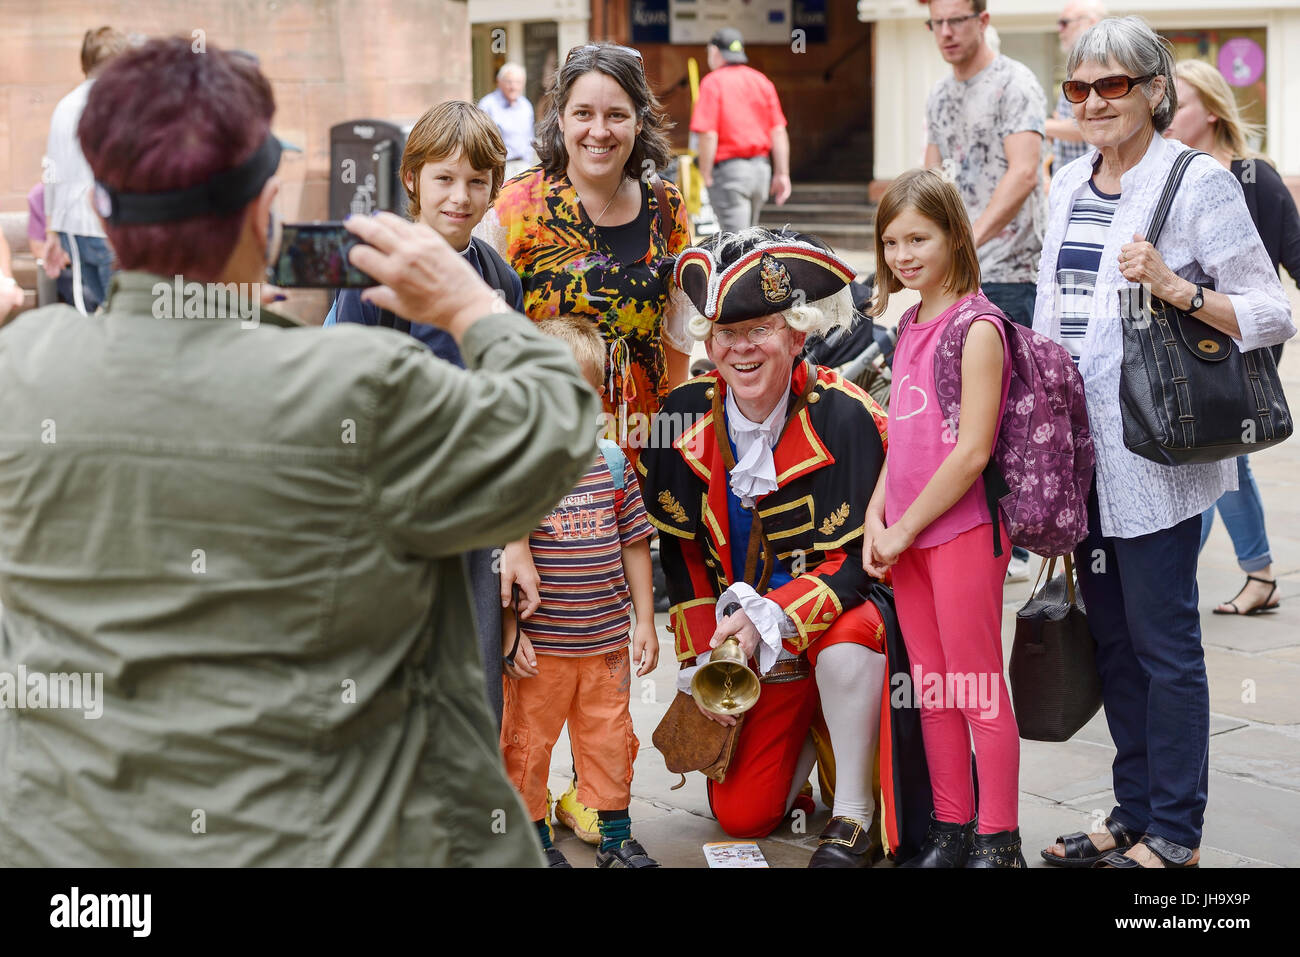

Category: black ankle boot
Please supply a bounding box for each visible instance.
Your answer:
[900,814,974,868]
[965,827,1027,868]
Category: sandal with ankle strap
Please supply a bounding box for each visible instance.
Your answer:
[1041,816,1141,868]
[1095,834,1199,869]
[1213,575,1279,616]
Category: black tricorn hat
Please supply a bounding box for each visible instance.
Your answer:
[675,229,855,324]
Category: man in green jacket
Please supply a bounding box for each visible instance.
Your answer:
[0,38,599,866]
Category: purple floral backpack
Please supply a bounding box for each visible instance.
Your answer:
[906,294,1095,558]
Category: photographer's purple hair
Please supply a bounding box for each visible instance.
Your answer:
[78,37,275,280]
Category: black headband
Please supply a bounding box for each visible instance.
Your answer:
[93,133,282,226]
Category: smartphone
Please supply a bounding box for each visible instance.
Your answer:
[269,222,377,288]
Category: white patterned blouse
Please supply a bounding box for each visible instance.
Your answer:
[1032,133,1295,539]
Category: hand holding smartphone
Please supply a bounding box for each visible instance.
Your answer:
[268,222,377,288]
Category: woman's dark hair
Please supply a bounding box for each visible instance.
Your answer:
[535,43,673,179]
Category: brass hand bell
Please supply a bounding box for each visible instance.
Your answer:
[691,602,761,716]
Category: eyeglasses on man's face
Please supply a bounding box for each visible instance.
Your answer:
[925,13,980,32]
[1061,73,1156,104]
[712,321,787,348]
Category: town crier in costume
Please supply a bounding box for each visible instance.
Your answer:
[640,229,890,866]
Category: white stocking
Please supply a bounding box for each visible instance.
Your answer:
[815,642,886,825]
[783,733,819,815]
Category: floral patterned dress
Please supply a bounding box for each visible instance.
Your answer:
[477,167,693,451]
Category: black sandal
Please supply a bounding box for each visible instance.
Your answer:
[1040,816,1140,868]
[1213,575,1280,616]
[1095,834,1199,869]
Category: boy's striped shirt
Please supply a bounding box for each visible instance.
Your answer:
[524,451,652,656]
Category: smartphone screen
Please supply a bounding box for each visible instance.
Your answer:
[269,222,377,288]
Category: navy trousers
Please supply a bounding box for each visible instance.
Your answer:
[1072,480,1208,849]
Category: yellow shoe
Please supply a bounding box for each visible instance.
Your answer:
[554,779,601,845]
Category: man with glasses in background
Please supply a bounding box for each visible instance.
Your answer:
[922,0,1045,582]
[1046,1,1108,178]
[478,62,537,181]
[923,0,1046,332]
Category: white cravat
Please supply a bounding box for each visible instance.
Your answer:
[725,389,788,508]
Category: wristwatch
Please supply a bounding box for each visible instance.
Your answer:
[1188,283,1205,314]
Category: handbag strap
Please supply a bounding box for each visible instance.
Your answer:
[1145,149,1206,248]
[650,173,673,248]
[1030,554,1078,605]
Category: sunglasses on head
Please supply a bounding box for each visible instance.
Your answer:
[1062,73,1156,104]
[566,43,644,68]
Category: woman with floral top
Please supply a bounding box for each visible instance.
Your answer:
[476,42,693,453]
[478,43,695,842]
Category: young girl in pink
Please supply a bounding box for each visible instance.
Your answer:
[863,169,1022,868]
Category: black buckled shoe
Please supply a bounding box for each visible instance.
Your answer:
[545,847,573,868]
[1041,816,1141,868]
[1095,834,1199,869]
[595,839,660,868]
[899,814,974,868]
[965,828,1027,868]
[807,816,883,868]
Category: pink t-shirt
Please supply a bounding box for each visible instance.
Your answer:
[884,292,1012,549]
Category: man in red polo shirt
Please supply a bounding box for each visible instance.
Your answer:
[691,28,792,235]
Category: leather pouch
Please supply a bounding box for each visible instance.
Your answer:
[652,691,744,789]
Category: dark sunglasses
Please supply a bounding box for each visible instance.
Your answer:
[566,43,644,68]
[1062,73,1156,104]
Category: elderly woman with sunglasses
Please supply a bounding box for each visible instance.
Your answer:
[1034,16,1293,869]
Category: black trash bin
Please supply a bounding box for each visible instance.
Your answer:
[328,119,410,220]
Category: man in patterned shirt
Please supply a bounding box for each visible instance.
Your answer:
[923,0,1047,330]
[1046,1,1107,177]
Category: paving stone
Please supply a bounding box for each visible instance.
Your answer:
[1020,737,1118,804]
[1197,772,1300,867]
[1261,644,1300,665]
[1206,725,1300,792]
[1205,647,1300,725]
[1200,609,1300,653]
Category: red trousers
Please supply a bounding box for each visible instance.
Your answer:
[706,601,884,839]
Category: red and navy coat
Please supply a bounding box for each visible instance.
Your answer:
[638,361,889,662]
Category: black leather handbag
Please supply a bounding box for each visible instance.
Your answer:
[1119,149,1292,466]
[1009,555,1102,743]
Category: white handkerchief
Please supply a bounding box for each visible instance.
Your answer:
[726,389,788,507]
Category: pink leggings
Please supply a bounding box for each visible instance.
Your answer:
[892,522,1019,833]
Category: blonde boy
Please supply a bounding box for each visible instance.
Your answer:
[500,316,660,868]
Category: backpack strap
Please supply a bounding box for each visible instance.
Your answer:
[470,235,515,299]
[982,460,1010,559]
[896,302,921,339]
[934,305,1015,558]
[597,438,627,514]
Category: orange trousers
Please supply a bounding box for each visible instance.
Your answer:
[500,647,639,821]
